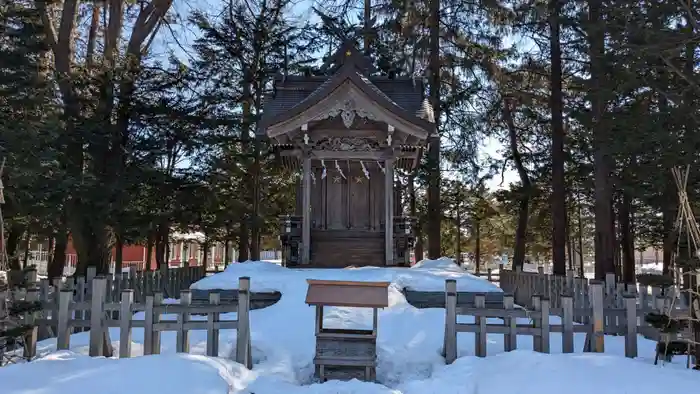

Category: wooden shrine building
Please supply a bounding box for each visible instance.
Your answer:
[258,39,434,268]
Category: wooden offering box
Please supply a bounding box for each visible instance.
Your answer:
[305,279,390,382]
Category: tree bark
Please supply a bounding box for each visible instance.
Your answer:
[456,199,462,265]
[5,224,25,271]
[408,173,422,263]
[474,220,481,274]
[549,0,567,276]
[115,234,124,274]
[48,230,67,280]
[22,231,31,269]
[503,98,530,272]
[587,0,616,280]
[619,189,635,284]
[427,0,441,259]
[145,234,154,271]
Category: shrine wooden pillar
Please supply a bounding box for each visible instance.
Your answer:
[384,157,394,265]
[302,154,312,264]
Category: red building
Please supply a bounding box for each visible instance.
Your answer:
[55,234,231,273]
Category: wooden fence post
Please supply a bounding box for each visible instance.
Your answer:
[444,279,457,363]
[56,289,73,350]
[206,291,221,357]
[23,287,39,359]
[474,293,487,357]
[89,276,107,357]
[152,292,163,354]
[532,295,541,352]
[26,268,38,285]
[236,277,251,368]
[87,267,97,283]
[74,276,86,333]
[159,263,168,296]
[587,280,605,353]
[144,295,155,356]
[503,294,517,352]
[561,295,574,353]
[176,290,191,353]
[540,297,550,353]
[624,293,637,358]
[119,290,134,358]
[605,273,616,297]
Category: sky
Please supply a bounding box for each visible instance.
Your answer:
[154,0,519,191]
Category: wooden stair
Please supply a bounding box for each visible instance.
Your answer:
[310,230,385,268]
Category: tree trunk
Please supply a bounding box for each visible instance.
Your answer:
[224,238,231,267]
[5,224,25,271]
[587,0,615,280]
[662,180,675,275]
[85,2,100,66]
[408,173,422,263]
[22,231,31,269]
[456,201,462,265]
[503,99,530,272]
[202,240,210,269]
[619,189,635,284]
[549,0,567,276]
[427,0,441,259]
[567,220,574,272]
[48,230,67,280]
[612,197,621,281]
[474,220,481,274]
[115,234,124,274]
[145,234,153,271]
[155,223,169,266]
[239,68,252,263]
[577,195,585,277]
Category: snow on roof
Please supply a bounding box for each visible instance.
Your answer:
[170,231,205,242]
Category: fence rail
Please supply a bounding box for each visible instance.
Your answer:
[499,269,689,310]
[4,275,252,368]
[444,278,692,364]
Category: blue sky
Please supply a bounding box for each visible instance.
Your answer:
[155,0,518,191]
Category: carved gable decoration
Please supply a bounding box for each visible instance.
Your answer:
[316,98,377,128]
[315,137,381,152]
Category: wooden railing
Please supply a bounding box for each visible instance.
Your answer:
[499,269,689,322]
[11,276,253,368]
[443,279,691,363]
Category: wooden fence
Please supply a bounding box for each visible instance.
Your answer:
[499,269,689,319]
[19,265,206,303]
[7,265,206,339]
[445,279,637,363]
[443,278,693,364]
[18,276,253,368]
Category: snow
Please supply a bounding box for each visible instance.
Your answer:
[192,257,502,293]
[0,351,253,394]
[2,258,700,393]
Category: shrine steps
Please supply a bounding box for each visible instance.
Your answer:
[309,230,385,268]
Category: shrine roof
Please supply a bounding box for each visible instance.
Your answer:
[258,40,434,136]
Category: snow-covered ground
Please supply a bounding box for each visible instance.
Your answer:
[2,258,699,393]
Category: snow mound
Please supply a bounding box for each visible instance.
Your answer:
[191,258,501,293]
[4,350,699,394]
[401,350,700,394]
[0,350,254,394]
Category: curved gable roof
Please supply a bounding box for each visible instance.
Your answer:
[259,63,435,135]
